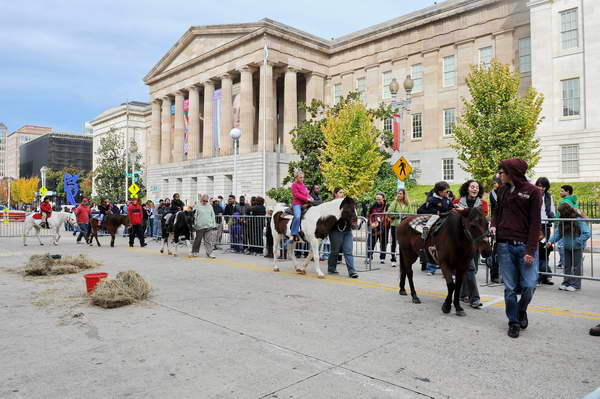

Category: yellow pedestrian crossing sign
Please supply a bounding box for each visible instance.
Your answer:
[39,187,48,197]
[128,183,140,198]
[3,208,8,225]
[392,157,412,181]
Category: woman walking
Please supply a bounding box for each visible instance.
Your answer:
[454,180,488,308]
[387,189,411,267]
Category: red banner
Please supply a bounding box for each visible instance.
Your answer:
[392,113,400,151]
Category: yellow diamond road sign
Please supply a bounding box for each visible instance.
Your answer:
[392,157,412,181]
[128,183,140,198]
[39,187,48,197]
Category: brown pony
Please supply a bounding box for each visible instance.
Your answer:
[396,208,492,315]
[89,214,130,247]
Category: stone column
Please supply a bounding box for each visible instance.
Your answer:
[173,91,185,162]
[259,62,274,153]
[202,81,215,158]
[220,74,233,155]
[239,65,255,155]
[305,72,325,108]
[187,86,200,160]
[283,66,298,153]
[160,96,172,164]
[273,69,282,151]
[150,99,161,165]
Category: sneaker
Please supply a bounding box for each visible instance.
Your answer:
[380,260,385,265]
[590,324,600,337]
[559,284,568,291]
[508,326,520,338]
[350,273,359,279]
[426,272,433,276]
[391,262,397,267]
[328,270,339,275]
[141,243,147,248]
[557,264,563,269]
[491,278,500,284]
[565,286,576,292]
[540,279,554,285]
[207,254,216,259]
[470,299,482,309]
[264,254,274,259]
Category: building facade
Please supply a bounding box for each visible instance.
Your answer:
[0,123,7,177]
[89,102,151,194]
[19,133,93,178]
[144,0,532,202]
[5,126,53,178]
[529,0,600,182]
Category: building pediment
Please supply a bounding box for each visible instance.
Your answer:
[144,24,265,83]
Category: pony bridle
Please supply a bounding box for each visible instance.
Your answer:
[464,227,490,243]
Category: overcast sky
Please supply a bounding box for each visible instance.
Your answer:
[0,0,436,133]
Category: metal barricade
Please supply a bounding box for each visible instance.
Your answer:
[0,214,58,238]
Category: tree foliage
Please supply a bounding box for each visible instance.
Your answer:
[46,166,93,202]
[451,60,544,187]
[93,128,144,203]
[10,177,40,204]
[320,102,385,198]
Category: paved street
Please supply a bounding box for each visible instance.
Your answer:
[1,234,600,399]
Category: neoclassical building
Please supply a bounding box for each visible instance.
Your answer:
[144,0,531,203]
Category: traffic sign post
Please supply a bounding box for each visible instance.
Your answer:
[39,187,48,198]
[128,183,140,198]
[392,157,412,181]
[3,208,9,225]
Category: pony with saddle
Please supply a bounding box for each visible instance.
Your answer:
[271,197,357,278]
[23,211,77,246]
[88,214,130,247]
[160,210,195,256]
[396,207,492,315]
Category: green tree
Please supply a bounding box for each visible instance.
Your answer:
[46,166,92,202]
[93,128,144,202]
[358,163,418,205]
[451,60,544,187]
[319,102,385,198]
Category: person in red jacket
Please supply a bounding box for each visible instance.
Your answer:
[127,198,146,247]
[40,197,53,229]
[74,197,92,244]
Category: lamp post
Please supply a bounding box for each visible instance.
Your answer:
[229,128,241,197]
[125,138,138,202]
[40,166,48,189]
[389,75,414,155]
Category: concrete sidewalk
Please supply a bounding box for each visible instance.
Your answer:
[1,235,599,398]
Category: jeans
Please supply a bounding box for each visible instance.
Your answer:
[563,248,583,289]
[291,204,302,236]
[498,242,538,328]
[192,228,214,256]
[368,228,388,260]
[557,239,565,265]
[426,263,437,274]
[146,218,156,237]
[328,230,356,275]
[461,258,480,301]
[76,223,89,242]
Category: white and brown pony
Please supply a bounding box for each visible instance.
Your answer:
[271,197,357,278]
[23,211,77,246]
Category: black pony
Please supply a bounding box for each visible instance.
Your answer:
[160,210,195,256]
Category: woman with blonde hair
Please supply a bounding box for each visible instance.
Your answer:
[387,189,411,267]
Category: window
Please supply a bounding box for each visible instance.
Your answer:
[383,118,392,132]
[412,113,422,139]
[561,78,580,117]
[443,55,456,87]
[333,83,342,105]
[410,160,421,179]
[479,46,493,68]
[561,145,579,174]
[519,38,531,73]
[443,108,456,136]
[560,8,578,49]
[411,64,423,93]
[382,71,392,100]
[356,78,366,103]
[443,159,454,181]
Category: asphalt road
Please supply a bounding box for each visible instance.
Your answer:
[1,234,599,399]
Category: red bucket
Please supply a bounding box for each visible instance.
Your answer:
[84,273,108,294]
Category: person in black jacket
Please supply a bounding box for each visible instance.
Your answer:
[488,175,502,283]
[420,181,458,240]
[247,196,267,254]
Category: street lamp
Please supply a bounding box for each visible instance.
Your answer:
[40,166,48,189]
[389,74,414,154]
[229,128,241,197]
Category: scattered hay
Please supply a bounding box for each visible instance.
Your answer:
[90,271,150,309]
[24,254,100,276]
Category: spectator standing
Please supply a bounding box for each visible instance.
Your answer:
[547,202,590,291]
[247,196,267,254]
[74,197,91,244]
[556,185,579,268]
[141,201,150,236]
[127,198,146,247]
[265,209,275,258]
[387,189,411,267]
[191,194,216,258]
[455,180,488,308]
[535,177,555,285]
[491,158,542,339]
[328,187,358,278]
[224,195,243,253]
[367,192,389,264]
[212,199,224,248]
[489,175,502,283]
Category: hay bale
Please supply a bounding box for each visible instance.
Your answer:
[49,265,80,275]
[116,271,151,300]
[90,271,150,309]
[24,254,56,276]
[62,255,101,270]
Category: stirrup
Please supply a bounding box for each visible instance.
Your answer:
[421,227,429,240]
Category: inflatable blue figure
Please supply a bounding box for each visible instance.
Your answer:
[63,173,80,206]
